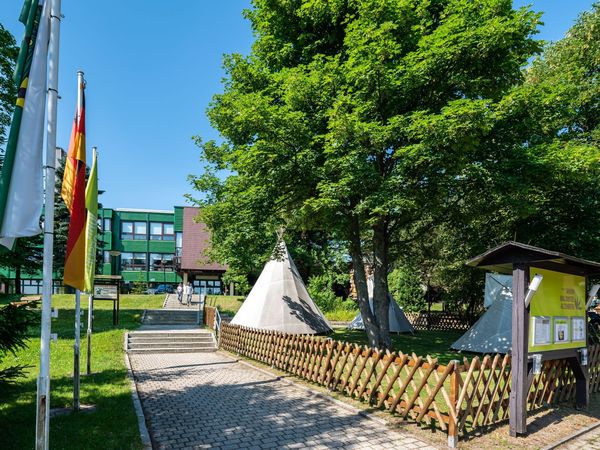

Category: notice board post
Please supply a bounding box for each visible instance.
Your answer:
[93,275,121,326]
[467,242,600,437]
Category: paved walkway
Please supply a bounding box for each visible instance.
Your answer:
[557,424,600,449]
[129,352,436,450]
[163,293,204,310]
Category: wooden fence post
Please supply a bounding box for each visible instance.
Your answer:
[448,360,460,448]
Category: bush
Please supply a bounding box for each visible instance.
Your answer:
[222,270,251,296]
[307,273,355,315]
[388,266,426,312]
[130,272,147,295]
[0,302,39,386]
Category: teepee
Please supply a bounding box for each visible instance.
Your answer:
[348,275,415,334]
[451,273,513,354]
[230,241,332,334]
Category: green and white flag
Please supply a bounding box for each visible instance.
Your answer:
[83,148,98,294]
[0,0,50,249]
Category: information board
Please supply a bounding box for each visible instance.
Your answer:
[528,267,586,352]
[93,284,118,300]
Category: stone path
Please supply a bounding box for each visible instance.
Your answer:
[557,424,600,450]
[129,352,437,450]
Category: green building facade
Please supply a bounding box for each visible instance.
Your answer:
[1,206,227,295]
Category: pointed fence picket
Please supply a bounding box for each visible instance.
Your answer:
[219,323,600,445]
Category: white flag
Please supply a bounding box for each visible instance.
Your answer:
[0,0,50,248]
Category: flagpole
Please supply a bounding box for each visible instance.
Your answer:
[36,0,61,448]
[85,146,97,375]
[74,288,81,411]
[72,69,85,412]
[86,292,92,374]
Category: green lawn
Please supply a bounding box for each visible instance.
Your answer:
[0,294,163,450]
[205,294,245,316]
[330,329,466,365]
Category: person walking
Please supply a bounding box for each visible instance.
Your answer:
[176,283,183,304]
[185,282,193,306]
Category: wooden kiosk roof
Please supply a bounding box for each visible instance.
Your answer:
[466,241,600,276]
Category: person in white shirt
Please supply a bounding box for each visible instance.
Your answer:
[185,282,193,306]
[177,283,183,304]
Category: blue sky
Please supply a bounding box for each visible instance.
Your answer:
[0,1,595,211]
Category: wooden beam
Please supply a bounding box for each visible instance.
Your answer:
[510,264,530,436]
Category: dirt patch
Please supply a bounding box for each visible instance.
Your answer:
[394,402,600,449]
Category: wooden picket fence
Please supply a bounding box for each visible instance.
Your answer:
[404,311,474,331]
[220,323,600,444]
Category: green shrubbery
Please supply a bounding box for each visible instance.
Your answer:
[307,273,356,318]
[388,267,426,312]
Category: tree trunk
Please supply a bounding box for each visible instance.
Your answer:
[372,219,391,349]
[14,264,21,295]
[350,216,380,348]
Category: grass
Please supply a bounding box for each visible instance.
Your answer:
[205,294,245,316]
[330,329,466,365]
[324,307,358,322]
[0,294,164,450]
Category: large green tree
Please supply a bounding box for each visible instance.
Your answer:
[191,0,541,348]
[0,24,17,154]
[398,4,600,317]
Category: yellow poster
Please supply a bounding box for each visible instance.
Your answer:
[528,267,586,352]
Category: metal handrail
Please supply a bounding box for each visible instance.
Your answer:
[215,307,222,345]
[198,293,206,325]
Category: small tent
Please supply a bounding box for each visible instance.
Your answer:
[348,276,415,334]
[451,273,513,354]
[230,241,332,334]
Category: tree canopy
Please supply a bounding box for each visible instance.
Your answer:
[191,0,549,348]
[0,24,17,159]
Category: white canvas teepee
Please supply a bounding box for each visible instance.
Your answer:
[230,241,332,334]
[451,273,513,354]
[348,276,415,334]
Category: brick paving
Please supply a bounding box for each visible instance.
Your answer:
[557,424,600,450]
[129,352,437,450]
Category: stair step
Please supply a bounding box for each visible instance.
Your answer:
[127,347,217,354]
[128,338,214,344]
[129,332,212,338]
[128,342,216,349]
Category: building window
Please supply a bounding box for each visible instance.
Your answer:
[149,253,174,271]
[103,218,111,232]
[103,251,111,264]
[149,222,175,241]
[192,279,222,295]
[175,232,182,256]
[21,279,42,295]
[121,221,147,240]
[121,252,147,271]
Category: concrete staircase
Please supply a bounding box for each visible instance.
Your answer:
[126,330,217,354]
[127,293,214,353]
[162,293,204,310]
[142,308,201,325]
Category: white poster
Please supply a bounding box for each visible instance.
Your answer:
[571,317,586,342]
[554,317,570,343]
[533,316,551,346]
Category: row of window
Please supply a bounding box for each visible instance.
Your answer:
[121,221,175,241]
[103,252,176,271]
[20,279,63,295]
[192,280,222,295]
[98,218,177,242]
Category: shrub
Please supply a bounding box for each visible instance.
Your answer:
[388,266,426,312]
[307,273,355,315]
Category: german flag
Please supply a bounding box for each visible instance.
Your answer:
[62,78,87,291]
